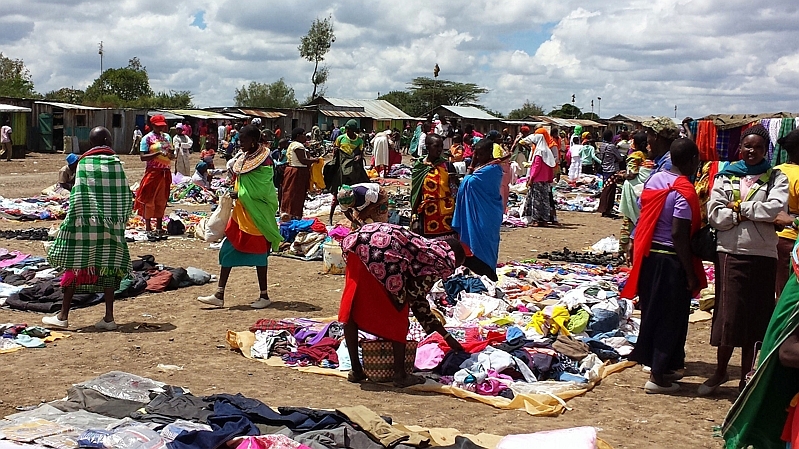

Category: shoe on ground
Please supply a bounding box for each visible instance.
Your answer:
[42,314,69,328]
[251,298,272,309]
[642,365,652,373]
[698,374,730,396]
[665,369,685,382]
[94,319,118,331]
[198,294,224,307]
[645,381,680,394]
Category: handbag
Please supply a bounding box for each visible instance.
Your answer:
[691,225,718,262]
[361,340,418,383]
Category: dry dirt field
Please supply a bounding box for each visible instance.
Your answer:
[0,153,736,448]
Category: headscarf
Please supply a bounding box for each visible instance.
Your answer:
[345,119,358,131]
[574,125,583,136]
[195,161,208,172]
[581,132,591,142]
[530,133,556,168]
[337,184,355,205]
[520,125,530,134]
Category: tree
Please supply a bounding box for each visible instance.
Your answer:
[408,77,488,114]
[299,16,335,100]
[549,103,582,119]
[235,79,299,108]
[135,90,194,109]
[508,100,545,120]
[0,53,37,98]
[84,57,153,104]
[579,112,599,120]
[43,87,84,104]
[377,91,421,117]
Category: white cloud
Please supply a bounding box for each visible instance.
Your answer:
[3,0,799,117]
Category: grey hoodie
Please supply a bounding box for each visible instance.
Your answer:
[708,169,788,259]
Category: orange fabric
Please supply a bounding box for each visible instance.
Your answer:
[621,175,708,299]
[696,120,718,161]
[134,168,171,219]
[535,128,557,149]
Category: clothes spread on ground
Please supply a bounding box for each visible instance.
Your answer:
[3,372,611,449]
[0,250,213,312]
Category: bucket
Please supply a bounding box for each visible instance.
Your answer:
[322,240,346,275]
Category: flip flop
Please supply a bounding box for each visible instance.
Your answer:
[393,374,426,388]
[347,370,368,383]
[644,381,680,394]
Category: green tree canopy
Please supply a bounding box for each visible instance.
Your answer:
[508,100,545,120]
[43,87,84,104]
[408,77,488,114]
[235,79,299,108]
[377,90,420,116]
[580,112,599,120]
[299,16,335,100]
[0,53,37,98]
[549,103,582,119]
[82,57,192,108]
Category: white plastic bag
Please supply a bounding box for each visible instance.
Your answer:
[204,193,233,243]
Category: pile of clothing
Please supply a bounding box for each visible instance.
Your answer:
[303,193,334,218]
[386,164,413,179]
[275,219,329,261]
[552,176,601,213]
[0,251,214,313]
[0,323,68,354]
[169,177,231,205]
[0,371,607,449]
[0,196,69,221]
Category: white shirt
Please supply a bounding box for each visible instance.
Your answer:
[287,142,309,167]
[133,129,143,140]
[218,125,226,141]
[1,126,11,143]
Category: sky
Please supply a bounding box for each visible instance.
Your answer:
[3,0,799,118]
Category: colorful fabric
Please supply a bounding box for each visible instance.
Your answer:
[773,118,796,166]
[341,223,456,307]
[335,134,363,156]
[717,159,771,177]
[47,147,132,289]
[715,129,732,161]
[134,168,171,219]
[219,237,267,267]
[280,166,310,219]
[777,163,799,241]
[139,131,173,170]
[723,249,799,449]
[412,159,455,236]
[452,163,504,270]
[694,161,728,226]
[409,125,422,157]
[622,173,707,299]
[230,160,283,252]
[696,120,718,161]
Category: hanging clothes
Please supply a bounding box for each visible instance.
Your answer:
[773,118,796,166]
[696,120,718,161]
[768,119,783,165]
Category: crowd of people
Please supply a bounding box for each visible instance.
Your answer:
[30,106,799,447]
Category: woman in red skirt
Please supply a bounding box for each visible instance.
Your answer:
[339,223,465,387]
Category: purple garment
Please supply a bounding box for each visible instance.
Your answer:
[641,171,692,247]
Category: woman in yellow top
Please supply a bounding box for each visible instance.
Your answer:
[774,129,799,297]
[412,134,456,238]
[328,119,369,223]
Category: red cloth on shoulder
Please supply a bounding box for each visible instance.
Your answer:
[224,216,268,254]
[621,174,707,299]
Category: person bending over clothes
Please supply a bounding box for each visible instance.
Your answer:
[339,223,465,387]
[337,183,389,230]
[702,124,789,396]
[621,138,706,394]
[57,153,79,191]
[43,127,133,331]
[197,125,283,310]
[452,138,504,281]
[135,114,174,237]
[328,119,370,224]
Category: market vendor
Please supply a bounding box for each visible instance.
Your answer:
[57,153,79,191]
[337,183,389,230]
[340,223,465,387]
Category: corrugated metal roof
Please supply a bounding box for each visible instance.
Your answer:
[36,101,103,110]
[608,114,654,123]
[321,98,412,120]
[148,110,184,120]
[437,105,500,121]
[239,109,286,118]
[166,109,234,120]
[318,109,368,118]
[571,119,604,127]
[0,104,31,113]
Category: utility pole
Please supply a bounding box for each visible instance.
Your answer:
[597,97,602,118]
[674,105,677,118]
[433,63,440,112]
[591,99,594,116]
[98,41,104,75]
[571,94,576,119]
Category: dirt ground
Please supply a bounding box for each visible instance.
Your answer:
[0,153,736,449]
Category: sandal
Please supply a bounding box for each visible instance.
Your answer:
[347,370,368,383]
[392,374,426,388]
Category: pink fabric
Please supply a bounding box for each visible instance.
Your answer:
[415,342,446,370]
[235,435,311,449]
[0,251,30,268]
[529,156,554,183]
[327,225,351,241]
[476,370,512,396]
